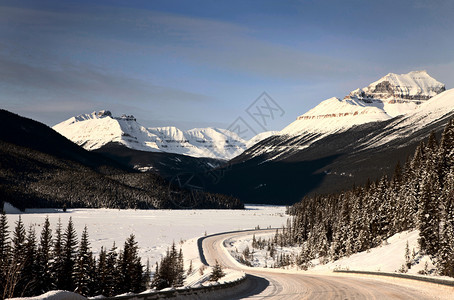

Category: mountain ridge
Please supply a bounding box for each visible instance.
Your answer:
[53,111,275,160]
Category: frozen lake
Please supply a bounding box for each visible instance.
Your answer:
[4,205,288,265]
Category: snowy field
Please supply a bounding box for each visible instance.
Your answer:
[4,204,288,269]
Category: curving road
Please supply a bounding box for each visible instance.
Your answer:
[200,229,442,299]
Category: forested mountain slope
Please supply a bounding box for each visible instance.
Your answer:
[0,110,243,210]
[283,119,454,277]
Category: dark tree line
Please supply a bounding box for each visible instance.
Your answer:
[0,215,151,298]
[279,119,454,277]
[0,135,243,211]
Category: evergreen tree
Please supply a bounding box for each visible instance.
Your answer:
[86,250,98,297]
[142,258,151,290]
[74,226,92,296]
[104,242,119,297]
[52,218,64,289]
[151,243,185,290]
[37,217,53,294]
[119,234,143,293]
[22,225,38,296]
[12,216,26,264]
[11,216,26,297]
[96,246,108,296]
[175,248,185,287]
[437,182,454,277]
[418,171,440,256]
[210,260,225,282]
[60,217,78,291]
[0,212,10,297]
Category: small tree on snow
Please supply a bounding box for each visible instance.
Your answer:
[405,241,411,269]
[210,260,225,282]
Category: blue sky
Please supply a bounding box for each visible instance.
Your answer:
[1,0,453,133]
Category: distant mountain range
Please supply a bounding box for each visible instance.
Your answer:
[53,110,276,160]
[49,70,453,205]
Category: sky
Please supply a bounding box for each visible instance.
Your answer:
[1,0,454,134]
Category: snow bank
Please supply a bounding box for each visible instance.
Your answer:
[225,229,454,280]
[312,230,430,273]
[9,290,86,300]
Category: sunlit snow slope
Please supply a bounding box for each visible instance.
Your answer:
[53,111,274,160]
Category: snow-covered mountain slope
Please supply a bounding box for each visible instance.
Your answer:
[364,88,454,149]
[246,131,279,148]
[281,97,391,135]
[281,71,445,137]
[53,111,275,160]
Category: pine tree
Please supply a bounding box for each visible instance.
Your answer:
[12,216,26,264]
[152,243,185,290]
[405,241,411,269]
[87,250,97,297]
[37,217,53,294]
[151,262,163,289]
[0,212,10,297]
[142,259,151,290]
[96,246,108,296]
[22,225,38,296]
[174,248,185,287]
[119,234,143,293]
[437,183,454,277]
[418,171,440,256]
[61,217,78,291]
[187,260,193,276]
[104,242,119,297]
[74,226,92,296]
[52,218,64,289]
[210,260,225,282]
[10,216,26,297]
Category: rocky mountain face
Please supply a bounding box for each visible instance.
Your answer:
[348,70,445,102]
[202,72,453,205]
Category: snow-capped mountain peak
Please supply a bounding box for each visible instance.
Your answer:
[346,70,445,117]
[53,111,274,160]
[281,71,446,136]
[356,70,445,100]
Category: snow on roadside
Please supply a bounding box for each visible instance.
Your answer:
[313,230,431,274]
[8,290,86,300]
[181,237,245,288]
[225,229,454,281]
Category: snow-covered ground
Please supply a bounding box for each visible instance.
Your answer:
[224,229,454,282]
[4,204,287,274]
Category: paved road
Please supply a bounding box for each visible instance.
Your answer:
[201,229,439,299]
